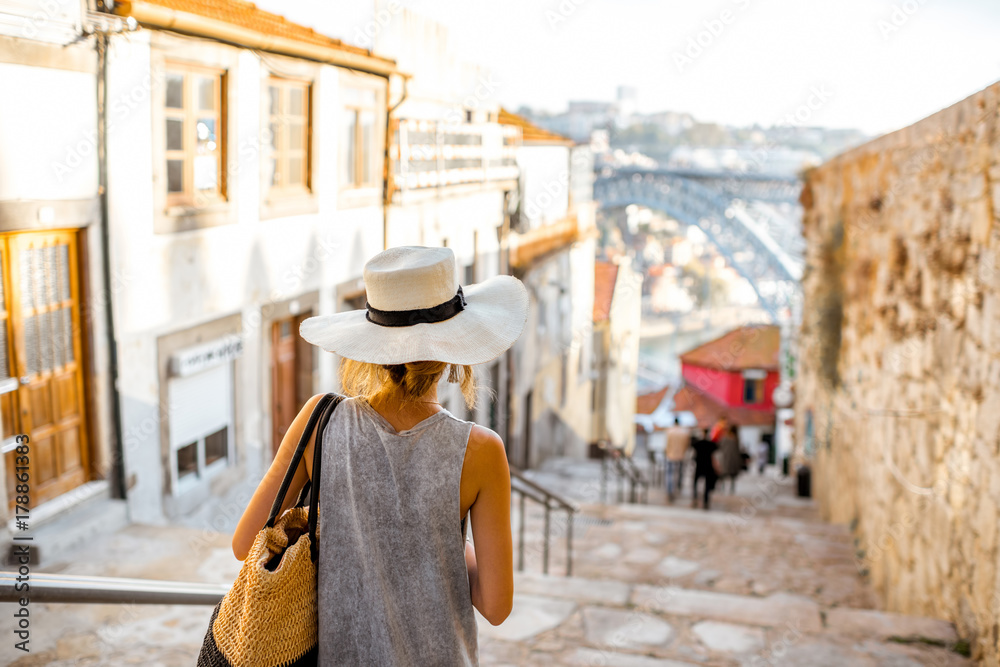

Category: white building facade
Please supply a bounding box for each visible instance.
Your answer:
[503,116,600,468]
[0,1,126,552]
[102,1,396,523]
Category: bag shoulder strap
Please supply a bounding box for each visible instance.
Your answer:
[308,393,344,561]
[265,393,336,528]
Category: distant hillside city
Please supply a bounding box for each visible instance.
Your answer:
[516,85,869,176]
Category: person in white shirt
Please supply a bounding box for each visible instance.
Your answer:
[757,439,770,474]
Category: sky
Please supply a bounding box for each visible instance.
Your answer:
[257,0,1000,136]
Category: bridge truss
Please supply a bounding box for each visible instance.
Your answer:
[594,168,804,323]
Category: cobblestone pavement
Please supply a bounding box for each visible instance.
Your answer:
[2,460,972,666]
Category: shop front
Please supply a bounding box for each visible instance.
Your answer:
[158,317,243,518]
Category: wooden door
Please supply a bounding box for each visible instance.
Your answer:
[4,231,90,510]
[271,312,312,456]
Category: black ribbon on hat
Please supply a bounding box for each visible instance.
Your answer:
[365,285,467,327]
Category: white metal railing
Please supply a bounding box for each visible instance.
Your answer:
[389,119,520,196]
[0,571,228,605]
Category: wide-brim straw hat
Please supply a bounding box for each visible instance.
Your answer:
[299,245,529,365]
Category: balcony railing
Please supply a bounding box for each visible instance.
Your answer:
[388,119,520,200]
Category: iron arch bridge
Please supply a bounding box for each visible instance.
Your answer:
[594,167,804,322]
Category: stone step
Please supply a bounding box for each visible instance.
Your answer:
[631,584,823,633]
[562,649,700,667]
[824,607,958,643]
[503,570,959,633]
[477,570,968,666]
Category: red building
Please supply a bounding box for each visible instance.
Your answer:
[673,324,781,430]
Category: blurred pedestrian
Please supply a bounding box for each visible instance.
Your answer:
[709,415,728,442]
[718,425,743,493]
[664,417,691,502]
[691,429,719,510]
[756,438,769,475]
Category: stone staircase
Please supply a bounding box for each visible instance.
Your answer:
[8,459,973,666]
[488,459,971,666]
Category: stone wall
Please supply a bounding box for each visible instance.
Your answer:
[796,80,1000,662]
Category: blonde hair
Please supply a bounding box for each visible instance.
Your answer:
[339,358,479,410]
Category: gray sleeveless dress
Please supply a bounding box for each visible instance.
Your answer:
[317,395,479,666]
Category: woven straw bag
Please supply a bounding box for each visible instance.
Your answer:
[197,393,343,667]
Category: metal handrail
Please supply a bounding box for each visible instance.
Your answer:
[0,571,228,605]
[0,475,583,606]
[509,467,579,513]
[620,455,650,504]
[612,456,637,502]
[599,444,649,504]
[510,476,547,505]
[599,445,625,502]
[508,466,578,577]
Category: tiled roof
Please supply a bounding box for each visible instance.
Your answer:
[673,384,775,429]
[636,385,670,415]
[498,108,574,146]
[679,324,781,372]
[115,0,391,62]
[593,261,619,322]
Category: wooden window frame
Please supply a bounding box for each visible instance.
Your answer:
[164,61,227,209]
[339,83,383,191]
[743,377,764,405]
[266,77,313,197]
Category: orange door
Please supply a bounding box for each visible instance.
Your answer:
[271,317,298,456]
[4,231,90,510]
[271,312,314,456]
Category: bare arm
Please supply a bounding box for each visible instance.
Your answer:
[464,426,513,625]
[464,540,480,606]
[231,393,325,561]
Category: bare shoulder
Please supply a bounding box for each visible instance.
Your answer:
[304,392,326,409]
[468,424,504,455]
[282,393,328,453]
[305,392,327,410]
[466,425,509,480]
[295,393,327,430]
